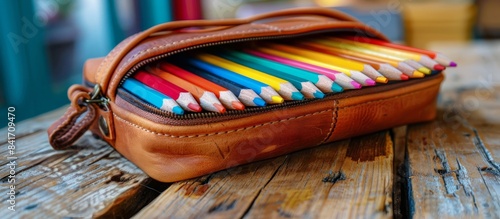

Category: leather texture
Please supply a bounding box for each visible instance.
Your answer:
[48,7,443,182]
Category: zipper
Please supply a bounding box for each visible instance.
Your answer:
[113,29,440,124]
[115,73,441,125]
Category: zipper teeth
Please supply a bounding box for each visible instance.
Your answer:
[117,87,322,120]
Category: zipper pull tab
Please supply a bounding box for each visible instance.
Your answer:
[48,84,104,150]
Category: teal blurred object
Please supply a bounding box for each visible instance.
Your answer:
[0,0,174,126]
[0,0,67,124]
[138,0,173,30]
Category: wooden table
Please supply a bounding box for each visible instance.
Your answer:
[2,41,499,218]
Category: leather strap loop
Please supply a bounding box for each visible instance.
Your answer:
[48,86,97,150]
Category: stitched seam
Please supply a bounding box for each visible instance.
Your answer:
[97,34,137,85]
[113,109,332,138]
[254,23,281,31]
[320,100,338,144]
[109,21,342,91]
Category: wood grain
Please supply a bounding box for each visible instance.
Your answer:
[244,132,393,219]
[134,156,287,219]
[135,131,393,219]
[0,107,167,218]
[406,87,500,218]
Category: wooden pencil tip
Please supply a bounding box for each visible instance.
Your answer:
[187,103,202,112]
[434,64,446,71]
[232,101,245,110]
[375,76,388,84]
[214,103,226,113]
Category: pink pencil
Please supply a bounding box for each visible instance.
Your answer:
[245,49,362,89]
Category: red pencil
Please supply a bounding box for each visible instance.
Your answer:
[133,71,202,112]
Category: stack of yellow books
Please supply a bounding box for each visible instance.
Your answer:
[403,1,476,48]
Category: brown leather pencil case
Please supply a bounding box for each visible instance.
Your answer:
[47,8,444,182]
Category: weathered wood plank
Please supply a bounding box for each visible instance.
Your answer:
[244,131,393,218]
[135,131,393,219]
[133,156,287,219]
[0,106,167,218]
[406,87,500,218]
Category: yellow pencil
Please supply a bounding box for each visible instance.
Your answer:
[269,43,387,83]
[325,37,442,71]
[313,39,425,78]
[258,46,375,86]
[197,53,304,100]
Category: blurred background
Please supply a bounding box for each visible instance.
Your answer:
[0,0,497,123]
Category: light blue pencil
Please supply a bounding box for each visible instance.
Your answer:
[122,78,184,115]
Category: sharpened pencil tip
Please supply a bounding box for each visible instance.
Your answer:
[214,103,226,113]
[412,71,425,78]
[291,92,304,100]
[351,81,362,89]
[313,91,325,99]
[434,64,446,71]
[365,79,376,86]
[187,103,202,112]
[331,83,344,93]
[449,61,457,67]
[253,98,267,106]
[417,67,431,75]
[232,101,245,110]
[272,95,284,103]
[400,74,409,80]
[173,106,185,115]
[375,76,388,84]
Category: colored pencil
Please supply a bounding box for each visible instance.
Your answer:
[148,67,227,113]
[220,51,336,94]
[254,47,363,89]
[403,60,431,75]
[260,46,375,86]
[298,41,405,81]
[121,78,184,115]
[246,49,353,91]
[312,39,422,79]
[343,36,456,67]
[159,63,246,110]
[269,43,388,84]
[133,70,202,112]
[186,58,284,104]
[197,53,304,101]
[178,64,267,107]
[218,52,326,98]
[326,37,445,71]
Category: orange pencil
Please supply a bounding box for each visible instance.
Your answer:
[148,67,226,113]
[159,63,245,110]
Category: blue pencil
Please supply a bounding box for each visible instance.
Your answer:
[180,65,267,107]
[185,58,284,104]
[121,78,184,115]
